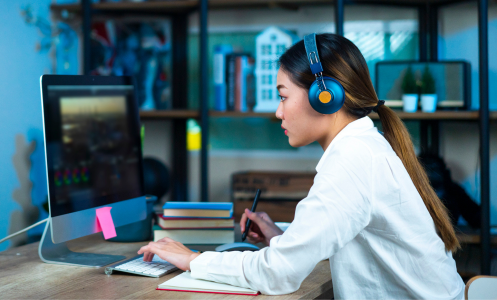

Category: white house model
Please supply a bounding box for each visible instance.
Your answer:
[254,27,299,112]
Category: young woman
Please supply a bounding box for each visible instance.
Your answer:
[138,33,465,299]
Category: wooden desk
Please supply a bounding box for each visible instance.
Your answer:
[0,234,333,299]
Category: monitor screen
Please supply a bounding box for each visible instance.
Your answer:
[43,81,144,217]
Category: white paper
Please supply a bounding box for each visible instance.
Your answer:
[159,271,257,294]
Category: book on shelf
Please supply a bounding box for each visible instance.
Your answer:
[153,226,235,244]
[157,271,259,295]
[245,56,256,111]
[158,216,235,229]
[234,55,256,112]
[162,202,233,218]
[213,44,233,111]
[234,55,244,112]
[226,53,238,111]
[223,52,255,112]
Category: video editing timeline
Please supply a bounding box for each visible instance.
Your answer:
[46,85,142,217]
[53,167,89,187]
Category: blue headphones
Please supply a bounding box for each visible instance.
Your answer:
[304,33,345,114]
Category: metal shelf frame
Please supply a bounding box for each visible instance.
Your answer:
[74,0,490,274]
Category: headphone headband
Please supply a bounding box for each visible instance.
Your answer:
[304,33,323,75]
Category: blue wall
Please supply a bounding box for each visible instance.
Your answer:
[439,19,497,110]
[439,6,497,225]
[0,0,53,251]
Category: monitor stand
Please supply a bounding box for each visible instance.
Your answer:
[38,219,126,268]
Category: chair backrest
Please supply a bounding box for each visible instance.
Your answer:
[466,276,497,300]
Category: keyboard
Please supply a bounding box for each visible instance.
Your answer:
[105,254,178,278]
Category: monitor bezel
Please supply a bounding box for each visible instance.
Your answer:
[40,75,146,219]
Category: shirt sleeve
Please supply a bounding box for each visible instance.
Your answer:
[190,138,373,295]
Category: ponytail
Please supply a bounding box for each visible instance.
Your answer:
[376,105,460,252]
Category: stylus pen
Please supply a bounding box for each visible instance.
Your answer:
[241,189,261,242]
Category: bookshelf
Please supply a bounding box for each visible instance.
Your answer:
[51,0,491,274]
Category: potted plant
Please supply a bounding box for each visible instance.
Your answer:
[421,65,437,113]
[401,65,418,112]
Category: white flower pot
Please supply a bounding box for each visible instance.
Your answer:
[402,94,419,113]
[421,94,437,113]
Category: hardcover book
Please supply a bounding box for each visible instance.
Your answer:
[162,202,233,218]
[158,216,235,229]
[153,227,235,244]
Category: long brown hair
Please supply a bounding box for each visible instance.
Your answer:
[279,33,460,252]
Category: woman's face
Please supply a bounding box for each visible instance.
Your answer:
[275,69,333,148]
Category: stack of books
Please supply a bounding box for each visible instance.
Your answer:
[154,202,235,244]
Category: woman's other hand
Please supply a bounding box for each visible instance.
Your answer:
[138,237,200,271]
[240,209,284,246]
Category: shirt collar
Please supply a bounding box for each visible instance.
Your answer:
[316,116,375,172]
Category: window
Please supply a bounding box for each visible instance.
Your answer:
[277,44,286,55]
[261,45,272,55]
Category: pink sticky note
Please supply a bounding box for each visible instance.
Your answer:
[95,207,117,239]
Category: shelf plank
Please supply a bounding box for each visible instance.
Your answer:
[210,111,278,118]
[139,110,199,120]
[136,110,495,121]
[50,1,198,14]
[50,0,333,14]
[209,0,333,9]
[356,0,468,5]
[211,111,496,121]
[50,0,469,15]
[369,111,482,120]
[456,230,497,245]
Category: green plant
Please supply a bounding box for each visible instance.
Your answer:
[401,65,417,94]
[421,65,436,94]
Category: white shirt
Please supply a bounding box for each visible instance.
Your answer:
[190,116,465,299]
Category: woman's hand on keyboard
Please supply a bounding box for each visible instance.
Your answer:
[240,209,284,246]
[137,237,200,271]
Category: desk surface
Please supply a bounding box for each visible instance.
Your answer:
[0,234,333,299]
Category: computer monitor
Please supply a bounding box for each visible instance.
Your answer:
[38,75,147,267]
[375,61,471,110]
